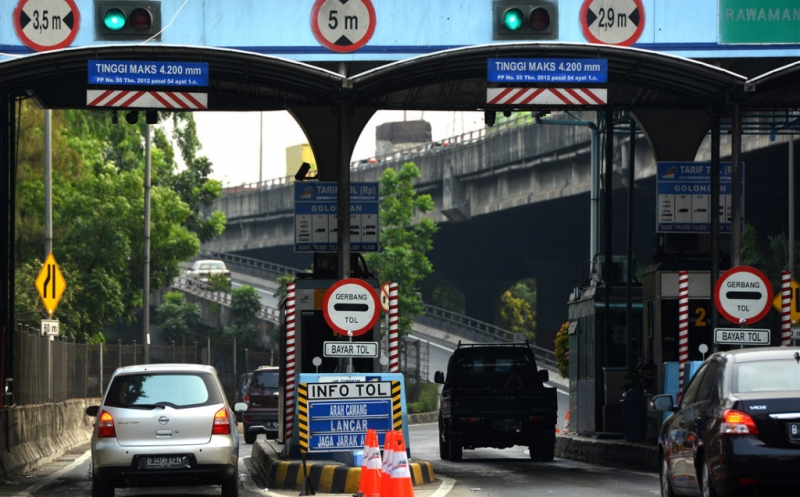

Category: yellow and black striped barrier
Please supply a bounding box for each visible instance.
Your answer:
[391,380,403,431]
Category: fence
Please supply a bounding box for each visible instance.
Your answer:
[245,349,275,371]
[400,336,429,402]
[12,325,243,406]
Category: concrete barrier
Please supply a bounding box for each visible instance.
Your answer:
[0,398,101,480]
[555,434,658,473]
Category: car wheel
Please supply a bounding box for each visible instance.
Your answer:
[537,443,555,462]
[701,458,720,497]
[661,456,676,497]
[244,431,257,445]
[448,431,462,462]
[221,472,239,497]
[92,473,114,497]
[438,414,450,460]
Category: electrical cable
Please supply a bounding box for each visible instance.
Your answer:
[139,0,189,45]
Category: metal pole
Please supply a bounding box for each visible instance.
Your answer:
[626,120,635,368]
[44,109,52,258]
[259,112,263,185]
[731,104,742,267]
[143,124,151,364]
[710,116,721,352]
[604,111,614,337]
[590,122,600,271]
[337,100,351,280]
[790,134,795,279]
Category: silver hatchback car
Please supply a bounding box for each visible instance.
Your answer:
[86,364,243,497]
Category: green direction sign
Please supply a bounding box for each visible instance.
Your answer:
[719,0,800,44]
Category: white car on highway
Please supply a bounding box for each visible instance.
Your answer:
[185,259,232,285]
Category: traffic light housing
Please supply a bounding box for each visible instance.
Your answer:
[95,1,161,41]
[493,2,558,40]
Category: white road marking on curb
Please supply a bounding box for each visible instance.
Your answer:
[429,476,456,497]
[14,450,91,497]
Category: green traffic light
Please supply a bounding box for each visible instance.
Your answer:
[502,8,524,31]
[103,8,126,31]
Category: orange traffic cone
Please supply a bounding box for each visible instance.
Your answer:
[389,431,415,497]
[563,409,571,434]
[357,429,382,497]
[380,431,395,497]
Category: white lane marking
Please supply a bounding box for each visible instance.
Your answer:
[14,450,91,497]
[429,476,456,497]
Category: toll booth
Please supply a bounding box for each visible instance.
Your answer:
[641,263,719,441]
[276,254,388,460]
[567,258,643,436]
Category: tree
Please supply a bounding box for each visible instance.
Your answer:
[500,289,536,341]
[224,286,262,350]
[12,102,222,342]
[554,321,570,379]
[156,292,202,344]
[365,162,439,337]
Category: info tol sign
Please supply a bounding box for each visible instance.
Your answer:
[298,380,397,451]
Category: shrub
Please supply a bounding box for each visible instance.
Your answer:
[407,382,439,414]
[554,321,570,379]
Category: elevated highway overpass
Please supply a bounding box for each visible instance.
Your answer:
[202,114,799,347]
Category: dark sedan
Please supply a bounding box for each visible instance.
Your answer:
[655,347,800,497]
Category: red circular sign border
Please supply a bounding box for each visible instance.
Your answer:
[579,0,645,47]
[14,0,81,52]
[310,0,376,54]
[714,266,774,325]
[322,278,380,337]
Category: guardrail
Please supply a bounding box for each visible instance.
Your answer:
[422,304,557,369]
[199,250,302,277]
[171,277,281,324]
[193,251,557,368]
[220,114,540,196]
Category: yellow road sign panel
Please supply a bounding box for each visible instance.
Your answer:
[35,252,66,317]
[772,279,800,324]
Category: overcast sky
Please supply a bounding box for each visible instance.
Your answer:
[162,110,486,187]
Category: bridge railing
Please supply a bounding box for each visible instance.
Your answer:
[171,277,282,324]
[220,114,540,196]
[421,304,557,370]
[199,249,301,277]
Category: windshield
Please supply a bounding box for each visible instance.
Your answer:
[449,348,538,374]
[734,359,800,394]
[199,262,225,270]
[248,371,279,394]
[105,373,223,409]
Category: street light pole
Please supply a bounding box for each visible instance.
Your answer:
[44,109,52,258]
[143,123,151,364]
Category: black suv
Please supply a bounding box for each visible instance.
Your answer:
[435,342,557,461]
[241,366,279,444]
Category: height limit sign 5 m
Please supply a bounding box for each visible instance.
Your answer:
[311,0,376,53]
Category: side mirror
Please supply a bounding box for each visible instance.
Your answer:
[85,405,99,417]
[537,370,550,383]
[234,402,249,413]
[434,371,445,384]
[653,394,676,412]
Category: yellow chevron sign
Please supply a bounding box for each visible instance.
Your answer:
[772,279,800,324]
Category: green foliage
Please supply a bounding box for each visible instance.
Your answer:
[500,283,537,341]
[554,321,570,379]
[273,273,297,303]
[365,163,439,337]
[224,286,262,351]
[13,102,224,342]
[156,292,201,344]
[207,273,231,293]
[431,280,465,314]
[407,382,440,414]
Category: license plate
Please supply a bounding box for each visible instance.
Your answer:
[788,423,800,441]
[266,421,278,429]
[492,419,520,431]
[144,455,187,469]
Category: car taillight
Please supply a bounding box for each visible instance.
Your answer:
[720,409,759,435]
[98,410,116,438]
[212,407,231,435]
